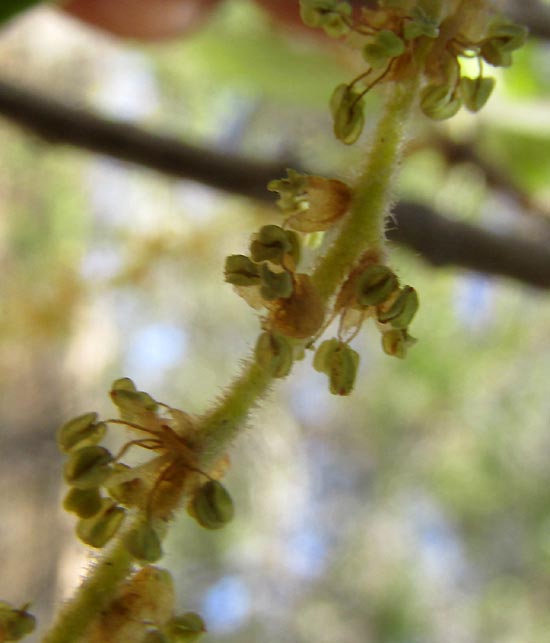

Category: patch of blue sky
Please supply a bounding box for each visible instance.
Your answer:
[283,527,329,579]
[123,323,188,386]
[454,274,494,331]
[201,575,251,634]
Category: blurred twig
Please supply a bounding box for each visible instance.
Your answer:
[1,78,550,289]
[506,0,550,40]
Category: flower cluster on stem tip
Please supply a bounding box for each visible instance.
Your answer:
[300,0,527,141]
[54,377,236,641]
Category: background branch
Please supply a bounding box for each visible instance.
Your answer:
[1,78,549,290]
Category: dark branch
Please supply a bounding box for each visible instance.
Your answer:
[0,79,287,201]
[1,78,550,290]
[390,203,550,289]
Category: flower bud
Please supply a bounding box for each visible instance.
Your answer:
[420,84,462,120]
[330,83,365,145]
[76,499,125,548]
[124,523,163,563]
[250,225,292,264]
[255,332,293,378]
[459,76,495,112]
[63,487,103,518]
[381,329,417,359]
[189,481,234,530]
[64,446,113,489]
[0,602,36,641]
[356,265,398,306]
[224,255,261,287]
[362,30,405,68]
[377,286,419,329]
[259,264,294,300]
[57,412,105,453]
[164,612,206,643]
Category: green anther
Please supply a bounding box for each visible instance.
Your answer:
[363,30,405,68]
[356,265,398,306]
[480,41,512,67]
[111,377,136,392]
[377,286,419,329]
[190,480,234,530]
[381,329,417,359]
[64,446,113,489]
[164,612,206,643]
[76,499,125,548]
[259,264,294,300]
[224,255,261,287]
[268,169,308,215]
[299,1,351,38]
[404,7,439,40]
[107,464,147,508]
[250,225,292,264]
[144,631,169,643]
[57,412,105,454]
[124,523,163,563]
[0,602,36,642]
[313,338,340,374]
[63,487,103,519]
[459,76,495,112]
[327,343,359,396]
[485,19,528,53]
[110,388,158,418]
[420,84,462,120]
[255,332,293,378]
[330,83,365,145]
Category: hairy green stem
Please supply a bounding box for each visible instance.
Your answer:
[312,77,420,303]
[42,520,136,643]
[197,359,274,467]
[41,73,420,643]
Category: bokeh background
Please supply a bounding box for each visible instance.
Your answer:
[1,1,550,641]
